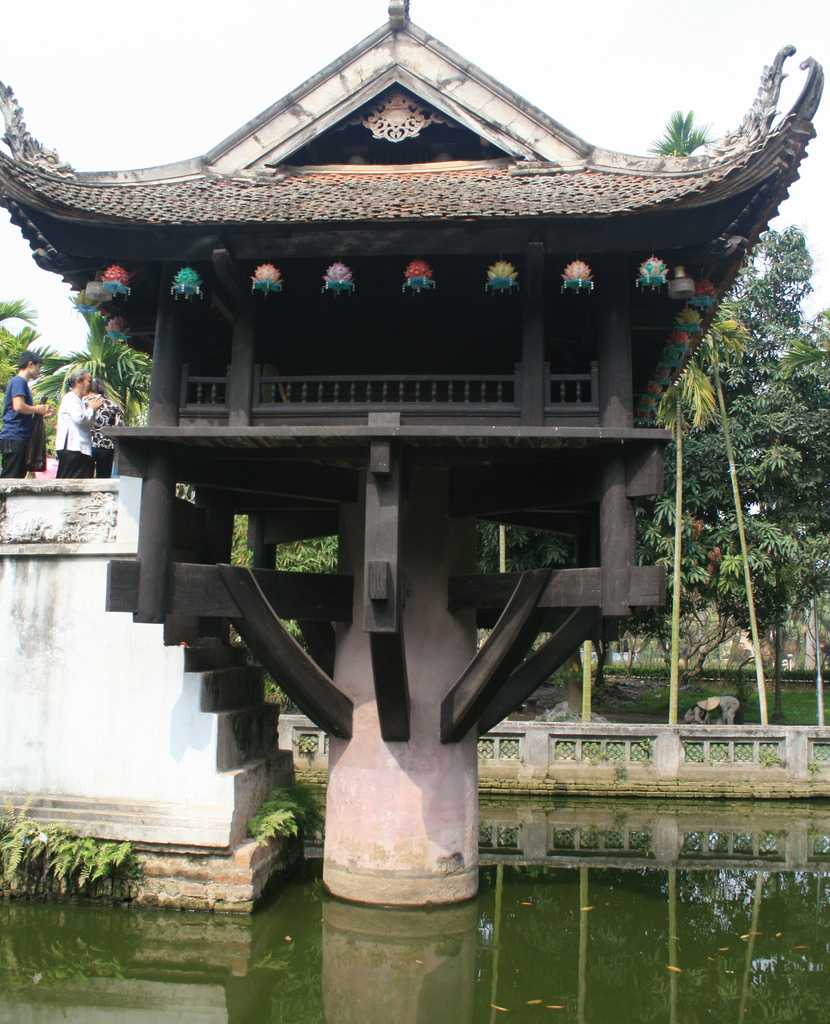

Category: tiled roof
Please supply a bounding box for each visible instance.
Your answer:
[0,121,809,228]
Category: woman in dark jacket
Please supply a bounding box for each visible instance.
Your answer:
[85,378,124,478]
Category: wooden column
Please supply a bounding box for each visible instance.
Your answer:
[227,306,256,426]
[520,242,546,425]
[135,272,180,624]
[248,513,276,570]
[598,264,634,618]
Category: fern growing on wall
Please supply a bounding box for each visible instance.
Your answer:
[0,809,140,897]
[248,785,324,845]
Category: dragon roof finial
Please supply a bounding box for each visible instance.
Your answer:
[0,80,73,177]
[388,1,410,31]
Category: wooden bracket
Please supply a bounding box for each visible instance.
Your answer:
[441,569,550,743]
[477,607,600,734]
[219,566,353,738]
[363,438,409,740]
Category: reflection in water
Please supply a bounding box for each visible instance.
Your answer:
[322,900,477,1024]
[1,800,829,1023]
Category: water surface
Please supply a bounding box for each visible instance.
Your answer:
[1,799,829,1023]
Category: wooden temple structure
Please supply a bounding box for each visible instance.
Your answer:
[0,3,822,904]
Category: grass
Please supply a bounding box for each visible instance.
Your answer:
[604,683,830,726]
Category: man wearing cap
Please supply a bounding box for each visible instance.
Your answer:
[0,350,53,478]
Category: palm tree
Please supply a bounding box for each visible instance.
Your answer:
[34,306,151,423]
[781,310,830,375]
[0,300,40,386]
[651,111,713,156]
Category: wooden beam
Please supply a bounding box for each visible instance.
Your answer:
[370,632,410,742]
[450,463,600,517]
[107,560,353,622]
[363,435,410,740]
[626,442,665,498]
[478,607,600,733]
[227,308,256,427]
[219,566,352,738]
[176,460,358,503]
[441,569,550,743]
[450,568,600,612]
[520,241,546,426]
[211,247,247,310]
[261,510,339,544]
[449,565,665,613]
[598,263,635,618]
[134,452,175,624]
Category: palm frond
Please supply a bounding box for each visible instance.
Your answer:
[0,300,37,328]
[650,110,713,156]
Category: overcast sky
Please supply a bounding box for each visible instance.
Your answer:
[1,0,828,352]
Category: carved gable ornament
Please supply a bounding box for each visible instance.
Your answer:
[0,81,74,177]
[361,92,445,143]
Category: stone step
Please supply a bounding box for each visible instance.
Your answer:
[185,642,247,673]
[216,707,279,772]
[201,667,264,713]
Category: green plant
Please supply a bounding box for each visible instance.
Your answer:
[758,747,785,769]
[807,759,821,777]
[248,785,324,846]
[0,810,139,895]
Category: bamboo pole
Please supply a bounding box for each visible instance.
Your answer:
[815,595,825,727]
[488,863,504,1024]
[581,641,592,723]
[737,873,764,1024]
[498,525,507,575]
[711,354,768,725]
[669,388,683,725]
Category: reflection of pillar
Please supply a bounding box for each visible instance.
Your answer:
[578,867,589,1024]
[668,868,679,1024]
[322,898,477,1024]
[737,873,764,1024]
[324,467,479,905]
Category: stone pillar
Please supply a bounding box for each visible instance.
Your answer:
[323,467,479,905]
[322,899,477,1023]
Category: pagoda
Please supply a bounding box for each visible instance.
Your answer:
[0,3,822,905]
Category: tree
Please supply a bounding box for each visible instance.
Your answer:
[0,300,40,388]
[650,111,712,156]
[34,307,151,424]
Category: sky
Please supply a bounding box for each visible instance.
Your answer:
[1,0,828,353]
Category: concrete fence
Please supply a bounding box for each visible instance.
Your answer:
[279,715,830,799]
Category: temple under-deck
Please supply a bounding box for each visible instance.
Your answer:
[0,3,822,904]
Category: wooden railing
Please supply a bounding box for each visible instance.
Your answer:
[254,372,517,408]
[178,364,600,419]
[546,361,598,412]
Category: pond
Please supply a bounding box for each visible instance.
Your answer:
[1,798,829,1023]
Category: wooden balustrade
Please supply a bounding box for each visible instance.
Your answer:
[178,364,600,419]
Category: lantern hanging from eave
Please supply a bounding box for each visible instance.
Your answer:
[486,260,519,294]
[689,279,717,311]
[252,263,284,296]
[674,306,702,335]
[105,316,130,342]
[75,289,102,315]
[171,266,203,300]
[322,262,355,295]
[636,255,668,291]
[667,265,695,301]
[561,259,594,293]
[403,259,436,294]
[101,264,131,298]
[83,280,111,305]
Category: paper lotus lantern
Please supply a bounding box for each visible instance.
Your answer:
[101,264,131,298]
[105,316,129,342]
[252,263,284,295]
[75,289,102,315]
[689,279,717,311]
[171,266,203,300]
[486,260,519,294]
[636,255,668,290]
[322,262,355,295]
[674,306,702,335]
[561,259,594,293]
[403,259,436,294]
